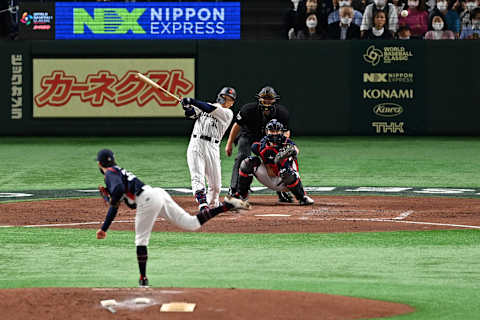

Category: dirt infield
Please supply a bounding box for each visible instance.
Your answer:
[0,287,414,320]
[1,195,480,233]
[2,194,479,319]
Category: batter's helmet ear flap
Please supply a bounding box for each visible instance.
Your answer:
[217,87,237,104]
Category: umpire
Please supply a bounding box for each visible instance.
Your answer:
[225,86,292,203]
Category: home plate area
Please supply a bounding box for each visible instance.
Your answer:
[0,287,414,320]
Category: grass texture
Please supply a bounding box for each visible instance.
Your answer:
[1,228,479,319]
[2,136,480,319]
[1,136,480,191]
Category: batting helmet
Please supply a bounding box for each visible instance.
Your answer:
[217,87,237,104]
[256,86,280,111]
[96,149,116,167]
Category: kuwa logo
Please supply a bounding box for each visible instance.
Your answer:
[373,103,404,117]
[73,8,146,34]
[35,70,193,107]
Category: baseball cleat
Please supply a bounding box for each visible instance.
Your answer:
[299,195,314,205]
[224,195,251,210]
[277,191,294,203]
[139,277,150,288]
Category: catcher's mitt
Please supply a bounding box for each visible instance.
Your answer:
[98,186,110,206]
[274,144,297,165]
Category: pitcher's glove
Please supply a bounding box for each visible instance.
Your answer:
[98,186,110,206]
[274,144,297,165]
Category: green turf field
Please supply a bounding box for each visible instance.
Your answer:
[1,136,480,319]
[1,136,480,191]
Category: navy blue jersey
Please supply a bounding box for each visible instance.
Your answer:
[104,166,145,205]
[251,135,296,176]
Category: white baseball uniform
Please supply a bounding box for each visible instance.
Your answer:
[135,185,201,246]
[186,103,233,207]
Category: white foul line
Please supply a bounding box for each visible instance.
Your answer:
[335,218,480,229]
[393,210,414,220]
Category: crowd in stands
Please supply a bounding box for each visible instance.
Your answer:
[285,0,480,39]
[1,0,479,40]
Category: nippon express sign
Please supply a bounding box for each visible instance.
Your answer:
[55,2,240,39]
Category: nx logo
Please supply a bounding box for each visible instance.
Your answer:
[74,8,146,34]
[363,73,387,83]
[372,122,404,134]
[373,103,403,117]
[363,45,383,66]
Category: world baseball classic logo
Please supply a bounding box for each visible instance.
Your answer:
[363,45,383,66]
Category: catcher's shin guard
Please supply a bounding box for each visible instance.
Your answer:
[280,168,305,201]
[237,157,259,198]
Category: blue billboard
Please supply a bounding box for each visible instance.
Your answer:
[55,2,240,39]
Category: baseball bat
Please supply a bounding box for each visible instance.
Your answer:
[136,72,182,102]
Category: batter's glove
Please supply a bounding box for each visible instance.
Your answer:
[98,186,110,206]
[274,144,297,165]
[181,97,194,110]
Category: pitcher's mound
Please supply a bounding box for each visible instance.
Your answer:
[0,287,414,319]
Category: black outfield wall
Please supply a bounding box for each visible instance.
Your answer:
[1,40,479,136]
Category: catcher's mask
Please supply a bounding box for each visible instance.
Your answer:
[265,119,285,144]
[96,149,116,168]
[256,86,280,111]
[217,87,237,105]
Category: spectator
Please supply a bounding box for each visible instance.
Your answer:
[460,7,480,38]
[460,0,479,31]
[327,5,361,38]
[424,12,456,38]
[285,0,298,39]
[363,10,395,38]
[296,0,329,31]
[430,0,461,38]
[398,0,429,38]
[391,0,407,17]
[360,0,399,37]
[397,23,413,38]
[328,0,363,26]
[295,12,327,39]
[352,0,366,13]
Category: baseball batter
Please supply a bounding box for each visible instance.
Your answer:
[95,149,248,287]
[228,119,314,206]
[182,87,237,211]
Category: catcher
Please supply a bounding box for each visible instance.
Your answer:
[228,119,314,206]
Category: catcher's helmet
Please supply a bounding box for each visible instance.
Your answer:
[96,149,116,167]
[265,119,285,144]
[256,86,280,110]
[266,119,285,132]
[217,87,237,104]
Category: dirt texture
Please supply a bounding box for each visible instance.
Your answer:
[2,194,479,319]
[0,287,414,320]
[1,195,479,233]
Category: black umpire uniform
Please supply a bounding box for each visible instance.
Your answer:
[228,86,290,201]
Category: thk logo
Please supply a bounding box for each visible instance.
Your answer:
[74,8,146,34]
